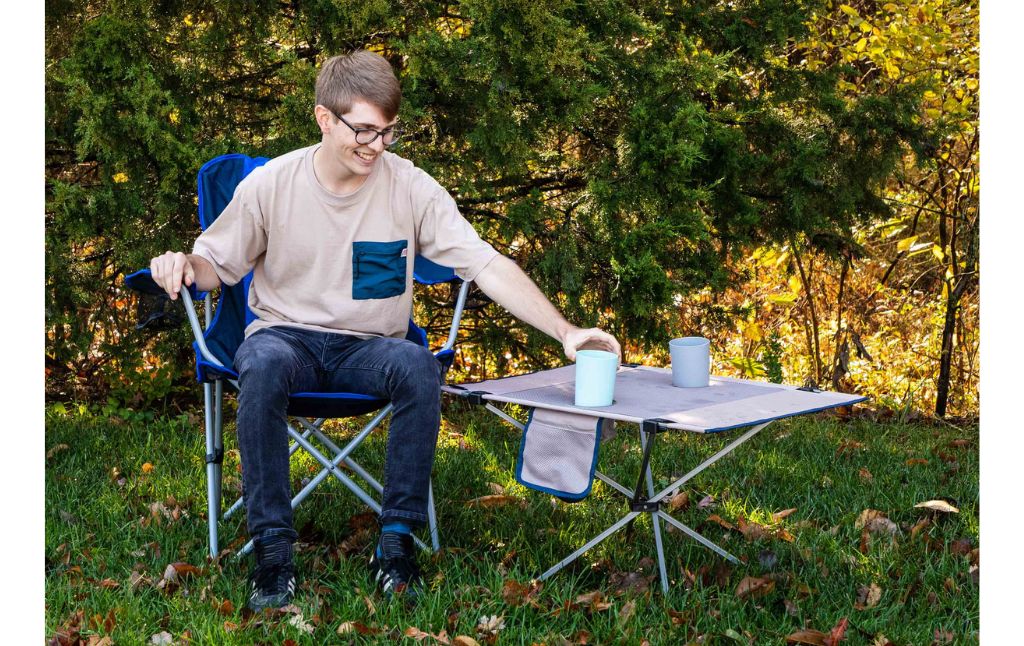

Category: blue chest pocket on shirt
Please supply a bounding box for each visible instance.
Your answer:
[352,240,408,300]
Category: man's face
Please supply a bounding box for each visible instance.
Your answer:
[320,100,397,182]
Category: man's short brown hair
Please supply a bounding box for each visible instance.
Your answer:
[315,50,402,121]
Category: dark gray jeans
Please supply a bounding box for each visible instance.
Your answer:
[233,325,442,542]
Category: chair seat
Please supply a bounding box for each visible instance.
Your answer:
[287,391,388,418]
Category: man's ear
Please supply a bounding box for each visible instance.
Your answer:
[314,105,333,134]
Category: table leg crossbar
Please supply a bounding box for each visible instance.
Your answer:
[526,415,772,593]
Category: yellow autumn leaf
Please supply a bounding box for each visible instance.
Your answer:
[742,321,763,343]
[896,235,918,253]
[183,14,194,27]
[855,37,868,52]
[112,172,129,184]
[169,109,180,125]
[768,293,798,306]
[788,274,802,294]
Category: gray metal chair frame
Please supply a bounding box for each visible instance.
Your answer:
[180,280,473,559]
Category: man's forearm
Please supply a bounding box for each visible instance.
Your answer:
[186,254,222,292]
[473,255,572,344]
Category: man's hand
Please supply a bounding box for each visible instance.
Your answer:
[561,326,622,363]
[150,251,198,300]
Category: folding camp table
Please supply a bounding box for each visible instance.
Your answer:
[444,364,865,593]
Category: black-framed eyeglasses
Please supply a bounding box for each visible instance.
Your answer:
[331,110,402,147]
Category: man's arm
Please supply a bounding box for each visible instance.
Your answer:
[472,254,621,362]
[149,251,221,300]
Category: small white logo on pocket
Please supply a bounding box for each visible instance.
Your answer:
[401,248,408,257]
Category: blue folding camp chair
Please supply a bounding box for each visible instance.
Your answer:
[125,153,472,559]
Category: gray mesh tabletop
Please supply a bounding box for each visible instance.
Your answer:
[444,365,866,433]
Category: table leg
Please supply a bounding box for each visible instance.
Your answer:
[538,512,641,581]
[656,510,740,564]
[640,430,670,593]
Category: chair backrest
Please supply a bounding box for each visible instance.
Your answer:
[196,153,460,380]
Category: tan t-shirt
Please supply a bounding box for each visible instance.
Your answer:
[192,145,499,339]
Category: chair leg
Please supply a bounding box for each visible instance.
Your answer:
[427,480,440,553]
[213,380,224,517]
[203,382,219,558]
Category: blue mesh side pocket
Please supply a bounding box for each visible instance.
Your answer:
[515,408,612,501]
[352,240,408,300]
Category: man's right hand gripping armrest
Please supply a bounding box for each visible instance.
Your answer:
[149,251,221,300]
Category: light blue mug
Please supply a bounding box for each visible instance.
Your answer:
[574,350,618,407]
[670,337,710,387]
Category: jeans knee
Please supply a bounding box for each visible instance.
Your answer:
[235,332,307,394]
[391,344,441,394]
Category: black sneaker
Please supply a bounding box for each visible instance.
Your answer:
[247,560,297,611]
[368,532,422,599]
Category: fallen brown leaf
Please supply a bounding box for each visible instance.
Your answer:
[906,458,929,466]
[486,482,505,495]
[337,621,380,636]
[737,517,769,541]
[836,440,865,457]
[855,583,883,610]
[858,468,873,482]
[667,607,694,626]
[617,599,637,625]
[786,629,827,645]
[706,514,736,531]
[865,516,899,536]
[453,637,480,646]
[573,590,613,612]
[363,594,377,616]
[825,616,849,645]
[910,517,931,539]
[465,495,527,509]
[783,599,800,617]
[914,500,959,514]
[736,576,775,600]
[129,571,151,591]
[949,538,974,555]
[854,509,885,530]
[668,490,690,512]
[212,598,234,616]
[405,627,433,641]
[476,614,506,637]
[772,508,798,522]
[501,579,529,606]
[609,569,654,596]
[47,444,70,459]
[149,632,174,645]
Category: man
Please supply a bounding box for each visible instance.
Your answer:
[149,50,620,610]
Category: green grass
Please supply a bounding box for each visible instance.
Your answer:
[45,403,978,645]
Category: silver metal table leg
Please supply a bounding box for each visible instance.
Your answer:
[539,512,641,581]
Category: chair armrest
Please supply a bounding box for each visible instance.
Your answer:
[124,269,206,331]
[124,268,203,299]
